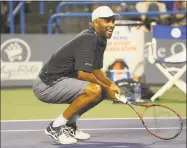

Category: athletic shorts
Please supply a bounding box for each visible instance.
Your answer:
[32,76,89,104]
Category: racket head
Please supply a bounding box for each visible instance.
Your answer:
[141,104,183,140]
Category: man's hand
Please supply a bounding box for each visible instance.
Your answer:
[110,82,121,95]
[104,83,121,100]
[104,87,116,100]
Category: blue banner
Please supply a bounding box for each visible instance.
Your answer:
[153,25,186,40]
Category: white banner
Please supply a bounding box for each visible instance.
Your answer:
[1,62,43,80]
[104,21,145,81]
[1,38,43,81]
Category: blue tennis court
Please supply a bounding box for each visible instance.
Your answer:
[1,118,186,148]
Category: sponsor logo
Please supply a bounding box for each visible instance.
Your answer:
[145,41,186,63]
[1,38,43,80]
[85,63,92,67]
[171,28,181,39]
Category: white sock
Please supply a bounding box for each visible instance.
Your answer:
[52,115,68,127]
[67,115,80,124]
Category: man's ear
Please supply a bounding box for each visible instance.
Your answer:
[93,19,99,28]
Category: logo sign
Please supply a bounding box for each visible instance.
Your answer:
[157,41,186,63]
[145,26,186,62]
[1,38,43,80]
[145,41,186,61]
[103,20,145,79]
[145,27,186,63]
[171,28,182,39]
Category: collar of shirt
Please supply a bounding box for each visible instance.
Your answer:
[89,26,107,47]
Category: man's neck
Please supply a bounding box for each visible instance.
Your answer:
[92,26,107,40]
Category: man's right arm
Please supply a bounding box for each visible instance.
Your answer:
[77,71,109,90]
[75,35,116,98]
[78,71,117,99]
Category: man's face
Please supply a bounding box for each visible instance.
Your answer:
[94,16,115,39]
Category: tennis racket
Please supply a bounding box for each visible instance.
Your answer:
[115,93,183,140]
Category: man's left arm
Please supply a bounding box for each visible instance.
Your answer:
[92,69,121,95]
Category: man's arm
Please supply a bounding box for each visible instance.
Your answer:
[92,69,121,95]
[92,69,113,87]
[78,70,118,99]
[77,71,109,90]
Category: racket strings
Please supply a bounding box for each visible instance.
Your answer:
[143,106,182,140]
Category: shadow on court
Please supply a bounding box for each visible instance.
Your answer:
[44,139,186,148]
[46,141,154,148]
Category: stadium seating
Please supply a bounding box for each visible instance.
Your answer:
[3,1,186,34]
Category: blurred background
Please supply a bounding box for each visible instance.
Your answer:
[1,0,186,120]
[1,0,186,33]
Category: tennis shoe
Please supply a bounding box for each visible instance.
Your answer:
[67,123,91,140]
[45,122,77,144]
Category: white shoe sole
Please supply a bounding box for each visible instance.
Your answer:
[45,129,77,144]
[75,135,91,140]
[58,135,77,144]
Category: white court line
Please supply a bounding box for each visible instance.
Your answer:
[1,118,141,122]
[1,117,186,122]
[1,127,186,132]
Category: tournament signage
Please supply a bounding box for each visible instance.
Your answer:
[144,26,186,84]
[1,37,45,88]
[1,25,186,87]
[103,20,145,82]
[1,38,43,81]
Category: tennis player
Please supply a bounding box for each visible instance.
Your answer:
[33,6,121,145]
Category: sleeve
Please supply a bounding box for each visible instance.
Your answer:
[75,35,97,72]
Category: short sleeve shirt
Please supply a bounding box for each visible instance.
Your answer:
[39,27,107,85]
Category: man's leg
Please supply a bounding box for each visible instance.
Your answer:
[65,91,105,140]
[33,77,102,123]
[62,83,102,120]
[33,77,102,143]
[67,92,105,125]
[52,83,102,141]
[51,83,102,127]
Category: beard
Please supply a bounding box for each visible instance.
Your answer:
[99,26,113,39]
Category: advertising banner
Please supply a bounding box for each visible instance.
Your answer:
[144,30,186,84]
[1,27,186,88]
[1,29,144,88]
[1,38,43,81]
[1,34,74,87]
[103,21,145,82]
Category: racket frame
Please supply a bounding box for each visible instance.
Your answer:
[126,102,183,140]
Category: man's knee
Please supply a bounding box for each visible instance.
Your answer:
[84,83,102,100]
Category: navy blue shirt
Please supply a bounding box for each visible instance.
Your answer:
[39,27,107,85]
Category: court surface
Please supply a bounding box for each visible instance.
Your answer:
[1,118,186,148]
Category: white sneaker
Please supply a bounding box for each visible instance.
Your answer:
[58,126,77,144]
[67,123,91,140]
[74,127,91,140]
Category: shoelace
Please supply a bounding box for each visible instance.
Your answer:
[67,126,76,137]
[49,126,59,139]
[59,126,75,138]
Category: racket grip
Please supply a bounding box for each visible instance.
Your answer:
[115,93,129,104]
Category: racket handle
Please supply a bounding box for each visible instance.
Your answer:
[115,93,130,104]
